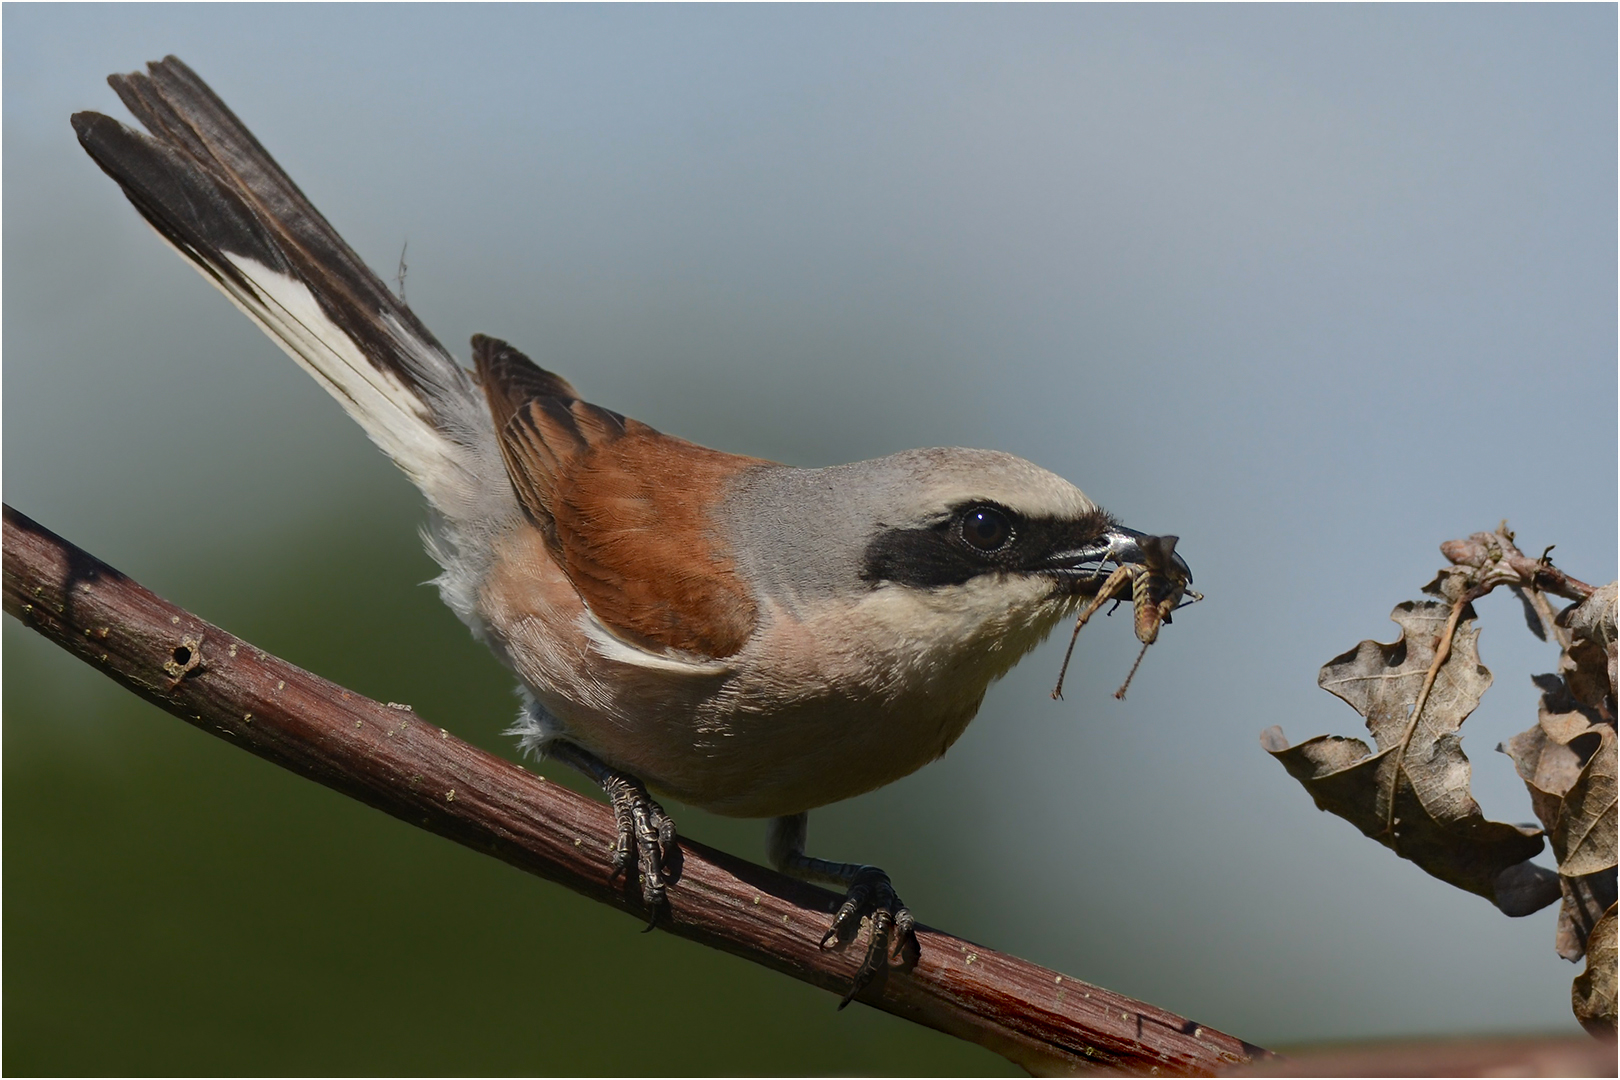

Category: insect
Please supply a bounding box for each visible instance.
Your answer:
[1051,533,1200,700]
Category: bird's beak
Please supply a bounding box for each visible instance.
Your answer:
[1042,527,1193,594]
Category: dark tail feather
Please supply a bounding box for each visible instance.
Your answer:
[73,56,484,505]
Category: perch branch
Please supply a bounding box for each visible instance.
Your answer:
[3,503,1269,1077]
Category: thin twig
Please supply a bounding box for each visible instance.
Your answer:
[1439,526,1597,604]
[2,503,1269,1078]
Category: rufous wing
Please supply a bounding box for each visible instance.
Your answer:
[474,336,764,659]
[473,334,578,427]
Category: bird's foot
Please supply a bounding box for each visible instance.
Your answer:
[600,772,678,923]
[550,741,679,927]
[820,865,916,1008]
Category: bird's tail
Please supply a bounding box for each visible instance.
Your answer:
[71,57,507,538]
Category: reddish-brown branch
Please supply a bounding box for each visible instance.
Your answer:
[3,503,1269,1077]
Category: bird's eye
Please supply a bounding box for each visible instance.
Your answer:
[959,506,1013,553]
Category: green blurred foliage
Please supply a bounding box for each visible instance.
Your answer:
[4,495,1012,1075]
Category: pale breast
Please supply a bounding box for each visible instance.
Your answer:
[477,521,1072,819]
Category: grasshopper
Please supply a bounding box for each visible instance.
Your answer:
[1051,533,1200,700]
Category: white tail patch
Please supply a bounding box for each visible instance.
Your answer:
[215,253,451,484]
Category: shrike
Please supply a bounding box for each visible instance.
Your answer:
[73,56,1191,1001]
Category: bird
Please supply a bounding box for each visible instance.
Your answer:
[72,56,1191,1004]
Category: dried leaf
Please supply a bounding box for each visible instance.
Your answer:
[1516,585,1619,972]
[1318,601,1491,755]
[1564,644,1615,717]
[1532,672,1605,746]
[1503,669,1618,963]
[1422,564,1476,605]
[1556,726,1617,879]
[1272,533,1613,1032]
[1491,859,1566,920]
[1556,872,1618,963]
[1264,601,1548,914]
[1503,726,1585,843]
[1513,585,1550,641]
[1564,582,1618,652]
[1502,677,1600,832]
[1571,903,1617,1036]
[1559,582,1617,713]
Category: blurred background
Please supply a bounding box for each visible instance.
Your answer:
[5,6,1614,1073]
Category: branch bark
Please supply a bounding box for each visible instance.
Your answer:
[3,503,1269,1077]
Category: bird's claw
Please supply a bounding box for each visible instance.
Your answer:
[819,865,915,1008]
[601,773,678,926]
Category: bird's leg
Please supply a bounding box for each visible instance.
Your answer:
[768,813,916,1007]
[548,741,678,926]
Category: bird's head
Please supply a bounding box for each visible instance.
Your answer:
[719,447,1191,693]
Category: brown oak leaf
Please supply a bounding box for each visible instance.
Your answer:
[1263,601,1553,915]
[1571,903,1617,1036]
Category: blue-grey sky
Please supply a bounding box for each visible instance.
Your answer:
[5,4,1615,1063]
